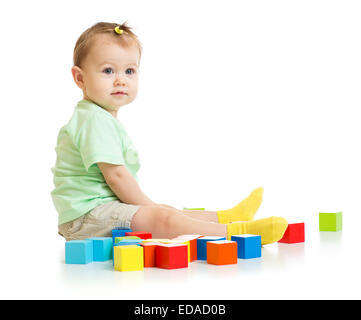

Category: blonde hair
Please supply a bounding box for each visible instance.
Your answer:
[73,21,142,68]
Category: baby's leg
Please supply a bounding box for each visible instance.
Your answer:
[131,205,288,244]
[157,203,219,223]
[180,210,218,222]
[130,205,226,239]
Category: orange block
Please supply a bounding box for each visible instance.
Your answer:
[173,235,203,262]
[207,240,237,265]
[140,242,158,267]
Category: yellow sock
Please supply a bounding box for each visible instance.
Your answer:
[226,216,288,245]
[217,187,264,224]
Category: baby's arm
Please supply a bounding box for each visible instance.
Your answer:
[97,163,155,206]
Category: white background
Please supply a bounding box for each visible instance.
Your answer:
[0,0,361,300]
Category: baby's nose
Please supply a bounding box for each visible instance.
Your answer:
[114,76,126,86]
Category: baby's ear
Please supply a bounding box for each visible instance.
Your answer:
[71,66,85,89]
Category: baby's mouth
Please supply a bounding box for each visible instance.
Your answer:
[111,91,128,95]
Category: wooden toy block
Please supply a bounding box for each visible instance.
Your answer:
[140,242,158,267]
[278,222,305,243]
[114,236,141,244]
[207,240,237,265]
[65,240,93,264]
[86,237,113,261]
[114,245,144,272]
[142,239,170,243]
[125,231,152,239]
[112,228,132,243]
[155,243,188,269]
[319,212,342,231]
[231,234,262,259]
[197,236,226,260]
[112,239,143,265]
[159,240,191,262]
[173,235,203,261]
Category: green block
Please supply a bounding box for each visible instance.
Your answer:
[114,236,141,244]
[183,208,205,211]
[319,212,342,231]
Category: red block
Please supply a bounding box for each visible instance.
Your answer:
[278,222,305,243]
[155,244,188,269]
[125,231,152,240]
[173,235,203,262]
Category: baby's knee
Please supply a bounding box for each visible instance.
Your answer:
[146,206,179,232]
[132,205,175,230]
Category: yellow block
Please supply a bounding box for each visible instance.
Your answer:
[160,239,191,262]
[114,245,144,272]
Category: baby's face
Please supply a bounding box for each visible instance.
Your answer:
[80,34,140,114]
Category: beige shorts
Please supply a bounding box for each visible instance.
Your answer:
[58,200,140,241]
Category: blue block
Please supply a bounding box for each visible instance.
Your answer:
[231,234,262,259]
[197,236,226,260]
[86,237,113,261]
[112,228,132,243]
[65,240,93,264]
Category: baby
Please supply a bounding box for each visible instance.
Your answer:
[51,22,288,244]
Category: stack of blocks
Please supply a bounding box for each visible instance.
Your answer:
[65,231,264,270]
[64,212,344,271]
[65,237,113,264]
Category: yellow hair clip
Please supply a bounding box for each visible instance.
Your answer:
[114,26,124,35]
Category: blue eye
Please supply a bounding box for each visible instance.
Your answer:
[103,67,114,74]
[126,68,135,75]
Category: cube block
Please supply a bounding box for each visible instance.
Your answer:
[278,223,305,244]
[125,231,152,240]
[114,245,144,272]
[142,239,170,243]
[86,237,113,261]
[231,234,262,258]
[112,228,132,243]
[114,236,140,244]
[140,242,158,267]
[112,239,143,265]
[173,235,203,261]
[65,240,93,264]
[319,212,342,231]
[207,240,237,265]
[155,244,188,269]
[159,239,191,262]
[197,236,226,260]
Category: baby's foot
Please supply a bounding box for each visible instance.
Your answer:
[226,216,288,245]
[217,187,264,224]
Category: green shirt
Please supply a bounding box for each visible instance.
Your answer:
[51,99,141,225]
